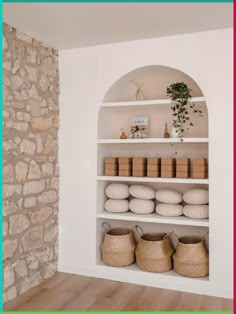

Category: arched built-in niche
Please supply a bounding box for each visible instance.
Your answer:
[98,65,208,140]
[96,65,209,285]
[103,65,204,102]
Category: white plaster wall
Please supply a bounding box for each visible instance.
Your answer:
[58,29,233,298]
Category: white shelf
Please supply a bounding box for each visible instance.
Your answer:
[96,262,209,282]
[97,176,209,184]
[97,138,208,144]
[97,211,209,227]
[101,97,205,108]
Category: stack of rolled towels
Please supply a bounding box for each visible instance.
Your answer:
[105,184,130,213]
[129,185,155,214]
[156,189,183,217]
[104,184,209,219]
[183,189,209,219]
[105,184,155,214]
[155,188,209,218]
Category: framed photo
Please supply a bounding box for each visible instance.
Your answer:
[131,116,149,139]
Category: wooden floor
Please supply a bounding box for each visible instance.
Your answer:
[4,272,233,312]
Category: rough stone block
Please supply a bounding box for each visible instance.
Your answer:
[21,226,44,251]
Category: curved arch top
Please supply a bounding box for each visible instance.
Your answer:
[99,65,208,139]
[103,65,204,103]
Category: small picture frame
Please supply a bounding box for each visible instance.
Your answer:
[131,116,149,139]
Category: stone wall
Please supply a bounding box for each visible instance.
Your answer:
[3,23,59,303]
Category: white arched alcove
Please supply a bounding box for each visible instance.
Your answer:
[96,65,210,295]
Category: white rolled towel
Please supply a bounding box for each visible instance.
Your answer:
[129,199,155,214]
[183,189,209,205]
[105,183,129,200]
[183,204,209,219]
[156,189,182,204]
[129,185,156,200]
[105,199,129,213]
[156,203,183,217]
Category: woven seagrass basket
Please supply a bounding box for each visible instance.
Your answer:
[173,234,209,278]
[134,226,175,273]
[101,223,136,267]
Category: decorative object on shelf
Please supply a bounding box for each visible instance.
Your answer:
[155,189,183,217]
[191,158,208,179]
[129,185,155,200]
[156,188,182,204]
[161,158,175,178]
[156,203,183,217]
[172,232,209,278]
[176,158,190,178]
[120,128,128,139]
[147,158,160,178]
[104,157,118,176]
[129,199,155,214]
[103,156,209,179]
[130,79,144,100]
[171,127,179,138]
[105,183,130,199]
[131,117,148,139]
[166,82,203,140]
[118,157,132,177]
[164,121,170,138]
[134,225,175,273]
[101,222,136,267]
[105,199,129,213]
[183,188,209,205]
[132,157,147,177]
[183,204,209,219]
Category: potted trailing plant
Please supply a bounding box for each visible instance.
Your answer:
[166,82,203,140]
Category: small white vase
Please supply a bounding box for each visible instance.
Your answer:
[171,127,179,138]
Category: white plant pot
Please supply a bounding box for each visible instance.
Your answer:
[171,127,180,138]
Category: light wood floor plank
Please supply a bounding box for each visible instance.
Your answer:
[4,272,233,312]
[59,277,122,311]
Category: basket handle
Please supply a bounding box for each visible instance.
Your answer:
[164,230,175,240]
[132,225,144,237]
[201,230,209,242]
[102,222,111,233]
[171,233,180,247]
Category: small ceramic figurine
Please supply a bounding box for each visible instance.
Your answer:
[164,122,170,138]
[120,128,127,139]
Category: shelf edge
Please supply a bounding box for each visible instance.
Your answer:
[96,213,209,227]
[101,96,205,108]
[97,176,209,184]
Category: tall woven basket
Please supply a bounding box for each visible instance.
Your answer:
[101,222,136,267]
[173,233,209,278]
[134,226,175,273]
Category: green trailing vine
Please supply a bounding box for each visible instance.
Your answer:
[166,82,203,140]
